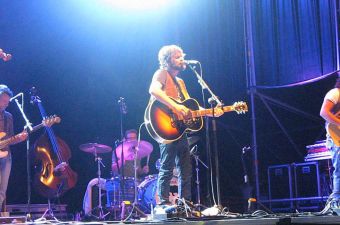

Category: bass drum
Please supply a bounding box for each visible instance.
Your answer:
[138,174,178,213]
[106,176,135,207]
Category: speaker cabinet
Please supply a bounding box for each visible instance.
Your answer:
[268,164,293,199]
[293,162,320,198]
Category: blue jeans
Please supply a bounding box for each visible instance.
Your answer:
[157,136,192,205]
[0,154,11,210]
[327,137,340,199]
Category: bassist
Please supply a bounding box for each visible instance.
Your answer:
[148,45,223,210]
[0,85,27,211]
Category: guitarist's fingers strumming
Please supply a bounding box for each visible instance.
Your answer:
[173,104,191,118]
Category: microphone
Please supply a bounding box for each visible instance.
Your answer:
[118,97,127,114]
[10,92,23,102]
[184,60,199,65]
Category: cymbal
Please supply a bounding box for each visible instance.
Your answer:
[187,136,200,146]
[115,140,153,160]
[79,143,112,154]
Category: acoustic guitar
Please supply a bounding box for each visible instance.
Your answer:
[0,115,60,158]
[144,97,247,144]
[326,111,340,146]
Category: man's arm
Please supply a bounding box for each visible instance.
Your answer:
[10,130,28,145]
[7,114,27,145]
[320,99,340,126]
[149,79,190,117]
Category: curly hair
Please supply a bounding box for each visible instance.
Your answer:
[158,45,185,70]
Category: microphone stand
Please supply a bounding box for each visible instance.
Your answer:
[12,96,33,221]
[191,145,209,216]
[187,65,223,106]
[117,97,126,218]
[187,64,223,207]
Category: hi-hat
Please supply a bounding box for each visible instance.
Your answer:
[79,143,112,154]
[115,140,153,160]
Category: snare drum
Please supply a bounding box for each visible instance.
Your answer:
[106,176,135,207]
[137,174,178,213]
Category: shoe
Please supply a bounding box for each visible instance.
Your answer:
[153,205,167,221]
[319,198,340,215]
[153,205,166,214]
[163,205,177,214]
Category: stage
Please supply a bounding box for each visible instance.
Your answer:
[2,214,340,225]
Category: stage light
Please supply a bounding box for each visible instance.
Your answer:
[98,0,175,11]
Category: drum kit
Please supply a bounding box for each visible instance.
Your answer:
[79,135,203,219]
[79,138,175,218]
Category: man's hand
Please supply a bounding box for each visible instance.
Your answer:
[16,130,28,143]
[173,104,191,119]
[213,106,224,117]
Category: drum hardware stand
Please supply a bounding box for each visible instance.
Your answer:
[35,199,59,222]
[191,144,209,216]
[90,152,109,220]
[123,145,146,221]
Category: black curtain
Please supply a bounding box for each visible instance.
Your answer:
[251,0,337,87]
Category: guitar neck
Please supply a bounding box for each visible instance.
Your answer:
[29,123,45,134]
[191,105,234,118]
[0,122,45,147]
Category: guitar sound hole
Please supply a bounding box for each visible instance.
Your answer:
[184,119,195,126]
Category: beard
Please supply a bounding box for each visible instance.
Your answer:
[170,62,186,71]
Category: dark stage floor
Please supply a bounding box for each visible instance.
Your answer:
[3,214,340,225]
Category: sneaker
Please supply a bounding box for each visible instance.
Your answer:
[153,205,166,214]
[319,198,340,215]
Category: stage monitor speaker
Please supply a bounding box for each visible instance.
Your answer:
[293,162,321,198]
[268,164,293,200]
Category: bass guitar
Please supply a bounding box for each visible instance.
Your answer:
[326,111,340,146]
[0,115,60,158]
[144,97,248,144]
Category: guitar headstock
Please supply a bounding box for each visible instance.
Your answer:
[42,115,61,127]
[232,101,248,114]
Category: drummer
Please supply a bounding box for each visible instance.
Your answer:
[112,129,150,179]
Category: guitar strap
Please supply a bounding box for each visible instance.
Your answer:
[168,74,185,101]
[4,112,7,134]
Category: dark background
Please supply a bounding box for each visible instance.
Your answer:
[0,0,337,213]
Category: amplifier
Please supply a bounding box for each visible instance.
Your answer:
[268,164,293,199]
[293,162,321,198]
[267,164,293,211]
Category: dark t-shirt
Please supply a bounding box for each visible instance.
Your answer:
[0,111,14,152]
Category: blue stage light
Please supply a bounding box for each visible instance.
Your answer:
[98,0,175,11]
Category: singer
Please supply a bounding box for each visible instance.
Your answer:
[148,45,223,211]
[0,85,27,212]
